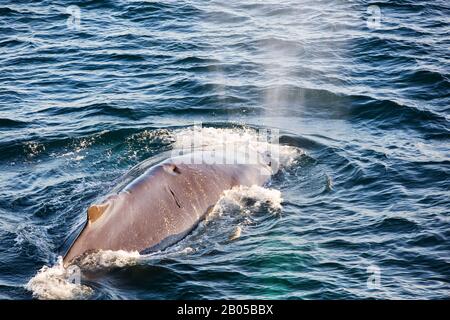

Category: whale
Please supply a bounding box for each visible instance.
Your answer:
[63,150,276,267]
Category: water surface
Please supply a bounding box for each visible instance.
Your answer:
[0,0,449,299]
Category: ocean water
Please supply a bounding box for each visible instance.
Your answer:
[0,0,449,299]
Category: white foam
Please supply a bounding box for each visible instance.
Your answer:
[74,250,140,272]
[208,185,283,220]
[26,257,93,300]
[171,126,301,170]
[27,251,141,300]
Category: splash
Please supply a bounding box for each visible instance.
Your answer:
[208,185,283,220]
[24,141,45,158]
[27,250,141,300]
[73,250,140,272]
[26,257,92,300]
[172,125,301,169]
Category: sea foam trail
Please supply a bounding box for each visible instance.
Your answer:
[27,126,301,300]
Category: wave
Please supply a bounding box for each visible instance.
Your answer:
[372,217,421,234]
[0,6,20,16]
[0,118,29,128]
[38,102,144,120]
[121,0,202,22]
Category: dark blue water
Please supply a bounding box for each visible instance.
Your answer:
[0,0,449,299]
